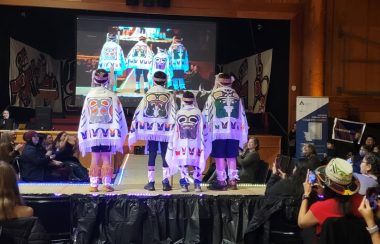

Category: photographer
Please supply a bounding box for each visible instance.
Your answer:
[265,157,308,198]
[358,189,380,244]
[298,158,361,235]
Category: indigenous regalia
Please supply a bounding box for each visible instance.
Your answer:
[98,39,127,76]
[126,38,154,92]
[203,74,248,190]
[128,73,177,191]
[78,87,127,155]
[78,69,127,192]
[149,48,172,88]
[167,39,189,90]
[166,98,211,192]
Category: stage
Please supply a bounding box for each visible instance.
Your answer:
[19,154,266,195]
[18,154,276,244]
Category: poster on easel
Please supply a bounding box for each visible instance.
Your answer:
[296,96,329,159]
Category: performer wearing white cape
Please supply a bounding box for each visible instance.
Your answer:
[167,35,189,90]
[78,69,128,192]
[98,33,127,91]
[165,91,211,192]
[128,71,177,191]
[126,35,154,93]
[203,73,248,190]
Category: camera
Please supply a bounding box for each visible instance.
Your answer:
[366,187,380,210]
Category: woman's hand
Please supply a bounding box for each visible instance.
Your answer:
[358,196,376,227]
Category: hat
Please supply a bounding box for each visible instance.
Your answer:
[93,69,109,85]
[139,35,147,41]
[315,158,360,195]
[23,130,38,142]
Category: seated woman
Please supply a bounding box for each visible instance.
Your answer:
[298,158,362,236]
[237,137,261,183]
[53,131,89,182]
[19,131,70,182]
[0,160,49,243]
[0,131,23,164]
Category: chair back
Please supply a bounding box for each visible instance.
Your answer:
[318,216,372,244]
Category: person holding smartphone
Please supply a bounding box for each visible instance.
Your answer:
[298,158,361,235]
[265,158,309,197]
[358,188,380,244]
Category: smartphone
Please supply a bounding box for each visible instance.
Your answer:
[308,171,317,184]
[366,187,380,210]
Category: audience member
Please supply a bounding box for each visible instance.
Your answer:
[53,131,88,182]
[0,160,49,243]
[301,143,321,170]
[355,152,380,195]
[0,131,23,164]
[265,158,309,198]
[358,191,380,244]
[0,161,33,219]
[0,109,16,130]
[321,139,337,165]
[237,137,261,183]
[298,158,361,235]
[19,131,69,182]
[352,145,372,174]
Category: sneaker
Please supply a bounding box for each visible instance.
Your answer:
[144,181,155,191]
[179,178,189,192]
[228,179,238,190]
[102,185,115,192]
[207,180,228,191]
[194,179,202,193]
[162,178,172,191]
[89,186,99,192]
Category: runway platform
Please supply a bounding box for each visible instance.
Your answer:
[19,154,266,195]
[18,154,274,244]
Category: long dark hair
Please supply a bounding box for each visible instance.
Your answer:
[322,186,353,217]
[0,161,23,220]
[287,158,309,196]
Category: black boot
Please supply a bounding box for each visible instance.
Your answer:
[144,181,155,191]
[162,178,172,191]
[207,180,228,191]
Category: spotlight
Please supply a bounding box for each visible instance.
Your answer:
[143,0,155,7]
[126,0,139,6]
[157,0,170,8]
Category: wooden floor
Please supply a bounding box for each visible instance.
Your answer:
[19,154,266,196]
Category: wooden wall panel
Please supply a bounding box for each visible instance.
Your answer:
[325,0,380,122]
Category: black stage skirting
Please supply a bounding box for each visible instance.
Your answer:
[22,194,300,244]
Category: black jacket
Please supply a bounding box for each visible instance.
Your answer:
[0,217,50,244]
[19,142,50,182]
[237,150,261,183]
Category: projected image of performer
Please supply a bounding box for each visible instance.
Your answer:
[203,73,248,191]
[98,33,127,91]
[128,71,177,191]
[149,47,172,88]
[126,36,154,93]
[168,36,189,90]
[78,69,127,192]
[165,91,211,192]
